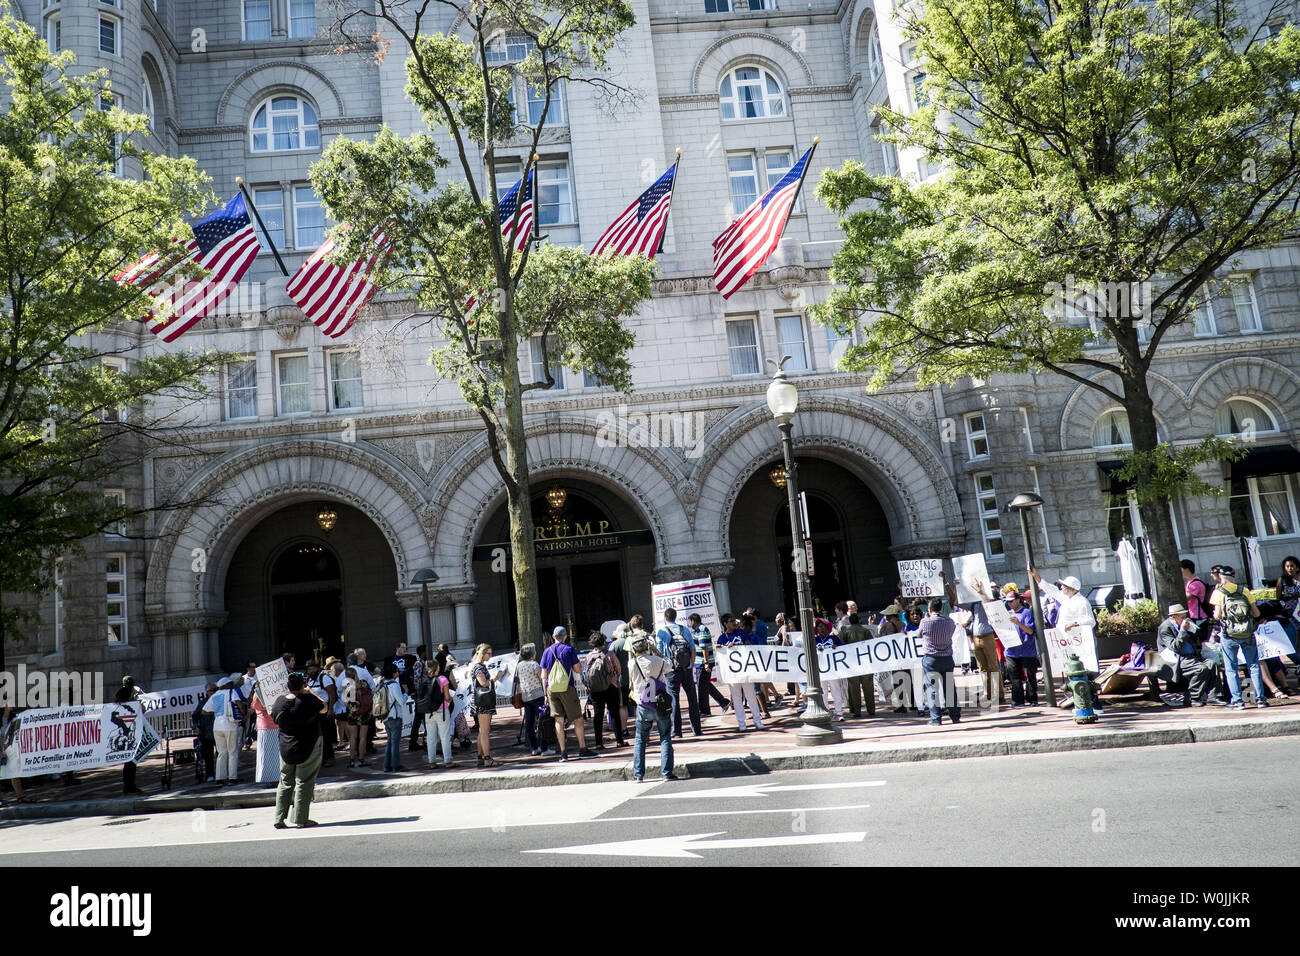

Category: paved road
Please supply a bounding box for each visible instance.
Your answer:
[2,737,1295,866]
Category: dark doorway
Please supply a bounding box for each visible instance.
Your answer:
[537,567,560,642]
[778,495,850,619]
[270,543,343,665]
[570,562,624,637]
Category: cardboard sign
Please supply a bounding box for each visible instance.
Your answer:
[952,553,992,605]
[1,703,145,779]
[1045,625,1099,673]
[651,578,722,638]
[982,601,1028,648]
[254,658,290,707]
[1254,620,1297,660]
[898,559,944,599]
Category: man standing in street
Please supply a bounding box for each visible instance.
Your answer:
[271,673,326,829]
[919,598,960,725]
[540,626,597,761]
[657,607,702,738]
[1210,566,1266,710]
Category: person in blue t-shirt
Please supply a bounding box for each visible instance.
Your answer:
[716,615,764,731]
[740,613,774,718]
[813,620,848,721]
[746,608,769,645]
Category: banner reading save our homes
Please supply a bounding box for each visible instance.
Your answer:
[652,578,722,637]
[714,630,927,683]
[1,702,145,779]
[138,683,210,720]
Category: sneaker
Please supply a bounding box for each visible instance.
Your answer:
[557,752,569,762]
[577,748,598,759]
[541,749,558,756]
[927,719,942,726]
[633,776,644,783]
[1257,698,1271,708]
[531,748,542,756]
[1227,701,1246,711]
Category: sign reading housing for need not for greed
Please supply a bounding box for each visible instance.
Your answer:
[652,578,722,637]
[1,702,146,779]
[713,631,927,683]
[898,559,944,598]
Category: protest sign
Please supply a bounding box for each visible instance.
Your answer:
[713,631,926,683]
[951,620,971,666]
[254,658,290,706]
[652,578,722,637]
[138,683,210,721]
[952,553,992,605]
[982,601,1028,649]
[1044,626,1099,673]
[1254,620,1297,660]
[133,716,161,764]
[898,559,944,599]
[1,702,144,779]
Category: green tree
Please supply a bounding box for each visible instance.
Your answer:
[814,0,1300,606]
[0,9,230,670]
[318,0,656,645]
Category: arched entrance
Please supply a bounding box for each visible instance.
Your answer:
[269,541,342,666]
[728,456,896,619]
[472,478,657,646]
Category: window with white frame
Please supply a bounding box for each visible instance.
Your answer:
[250,96,320,152]
[253,187,285,252]
[1230,274,1263,332]
[226,358,258,420]
[104,488,126,536]
[243,0,272,41]
[99,14,120,54]
[910,71,928,109]
[289,0,316,38]
[965,412,990,459]
[776,314,809,371]
[536,160,574,225]
[1193,296,1217,336]
[485,34,535,65]
[106,553,128,644]
[705,0,730,10]
[719,66,787,120]
[44,13,61,53]
[494,160,523,202]
[1230,474,1299,539]
[530,337,564,390]
[293,185,324,249]
[582,367,607,389]
[825,324,851,366]
[764,149,802,211]
[726,149,798,216]
[974,472,1004,558]
[726,318,761,376]
[1093,408,1131,448]
[98,92,124,177]
[866,23,883,81]
[99,0,121,7]
[141,71,155,130]
[1214,396,1279,438]
[276,353,310,415]
[101,356,124,421]
[526,80,565,125]
[327,350,363,410]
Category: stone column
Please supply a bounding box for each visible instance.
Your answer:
[455,602,476,648]
[405,607,423,648]
[187,628,207,676]
[148,614,169,680]
[207,628,221,675]
[713,576,733,616]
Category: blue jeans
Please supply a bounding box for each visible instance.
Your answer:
[923,654,959,723]
[632,705,674,780]
[1220,636,1265,705]
[665,667,701,736]
[383,716,404,770]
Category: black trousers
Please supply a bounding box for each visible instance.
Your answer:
[591,685,625,746]
[199,739,216,779]
[697,666,730,715]
[1007,657,1040,705]
[321,713,338,762]
[122,760,137,793]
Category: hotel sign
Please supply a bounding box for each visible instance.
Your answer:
[473,522,653,560]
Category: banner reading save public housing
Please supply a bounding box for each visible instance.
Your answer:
[1,702,148,779]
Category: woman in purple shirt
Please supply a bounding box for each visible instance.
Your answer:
[1004,592,1040,706]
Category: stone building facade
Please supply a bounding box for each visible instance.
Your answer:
[9,0,1300,687]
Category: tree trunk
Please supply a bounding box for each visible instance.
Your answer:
[496,310,541,650]
[1122,375,1185,611]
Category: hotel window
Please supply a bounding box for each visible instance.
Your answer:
[98,92,124,176]
[250,96,320,153]
[910,71,928,109]
[99,14,120,55]
[494,160,523,202]
[293,185,324,249]
[965,412,989,459]
[974,472,1004,558]
[243,0,272,41]
[1230,475,1299,539]
[253,187,285,252]
[1230,274,1263,332]
[1193,297,1217,336]
[705,0,730,12]
[719,66,786,120]
[106,553,128,644]
[101,356,124,421]
[104,488,126,536]
[727,149,798,215]
[825,325,851,366]
[226,358,258,420]
[530,337,564,390]
[583,367,607,389]
[141,72,155,130]
[44,13,61,53]
[1214,397,1279,439]
[537,160,574,226]
[776,314,809,371]
[276,353,310,415]
[1093,408,1131,449]
[526,81,565,125]
[764,149,802,211]
[726,318,761,376]
[327,350,363,410]
[866,23,883,81]
[1106,490,1144,550]
[485,34,535,65]
[289,0,316,38]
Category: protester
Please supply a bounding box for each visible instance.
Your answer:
[628,631,674,783]
[585,633,625,748]
[1210,566,1267,710]
[377,663,408,772]
[814,620,848,721]
[919,598,960,726]
[514,644,547,755]
[1277,556,1300,647]
[1030,569,1101,713]
[839,612,876,717]
[690,612,730,717]
[540,626,596,761]
[306,661,337,768]
[468,643,508,768]
[192,683,218,782]
[329,661,349,753]
[948,574,1003,707]
[271,673,326,829]
[203,676,245,784]
[1182,561,1209,621]
[1004,591,1040,706]
[657,607,702,737]
[738,613,775,719]
[249,685,281,784]
[420,657,455,768]
[113,677,144,795]
[877,605,911,712]
[341,665,371,767]
[716,620,763,730]
[1156,604,1220,707]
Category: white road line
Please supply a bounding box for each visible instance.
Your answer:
[635,780,887,799]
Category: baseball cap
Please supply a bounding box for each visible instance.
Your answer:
[882,604,902,616]
[1219,565,1236,577]
[1059,575,1082,590]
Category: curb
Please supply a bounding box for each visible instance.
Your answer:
[4,715,1298,821]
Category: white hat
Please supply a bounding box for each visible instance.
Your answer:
[217,676,233,688]
[1167,604,1187,616]
[1059,575,1082,591]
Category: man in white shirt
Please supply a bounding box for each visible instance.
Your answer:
[1030,570,1102,713]
[202,677,245,783]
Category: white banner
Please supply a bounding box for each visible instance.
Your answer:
[982,601,1028,648]
[138,683,210,720]
[652,577,722,638]
[1,703,145,779]
[254,658,290,706]
[898,558,944,599]
[1252,620,1297,661]
[1045,626,1099,673]
[952,553,992,605]
[713,631,928,683]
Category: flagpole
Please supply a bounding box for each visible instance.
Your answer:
[235,177,289,277]
[529,153,540,244]
[656,147,683,256]
[778,137,819,240]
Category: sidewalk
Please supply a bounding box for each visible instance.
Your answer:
[3,676,1298,820]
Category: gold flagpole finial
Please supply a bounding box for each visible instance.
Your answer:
[812,136,821,145]
[235,176,244,186]
[675,147,682,156]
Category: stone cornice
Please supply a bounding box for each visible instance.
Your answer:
[651,560,736,583]
[161,612,229,632]
[651,267,831,296]
[396,586,477,609]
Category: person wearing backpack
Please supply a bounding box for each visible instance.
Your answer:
[540,626,596,761]
[420,657,456,768]
[1210,566,1267,710]
[656,607,702,738]
[341,666,372,768]
[628,633,674,782]
[375,663,408,772]
[585,633,625,749]
[191,683,218,783]
[202,676,246,784]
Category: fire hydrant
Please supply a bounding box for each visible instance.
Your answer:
[1065,653,1099,724]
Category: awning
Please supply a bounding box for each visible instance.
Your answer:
[1097,460,1132,495]
[1228,444,1300,481]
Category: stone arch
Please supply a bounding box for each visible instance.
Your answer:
[146,440,432,617]
[848,1,881,72]
[1057,373,1184,450]
[140,53,169,132]
[1188,357,1300,433]
[215,60,345,126]
[427,418,689,583]
[692,393,965,558]
[691,32,816,95]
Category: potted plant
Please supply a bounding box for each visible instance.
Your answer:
[1093,599,1160,659]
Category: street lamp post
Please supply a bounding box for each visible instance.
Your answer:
[412,568,438,652]
[767,358,842,746]
[1006,494,1057,707]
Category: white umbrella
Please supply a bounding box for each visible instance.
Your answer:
[599,619,625,640]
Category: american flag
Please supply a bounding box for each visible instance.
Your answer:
[115,193,261,342]
[286,228,391,338]
[712,145,815,299]
[591,163,677,258]
[465,169,537,315]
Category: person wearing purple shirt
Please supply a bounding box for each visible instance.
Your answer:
[1003,592,1040,706]
[918,598,960,725]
